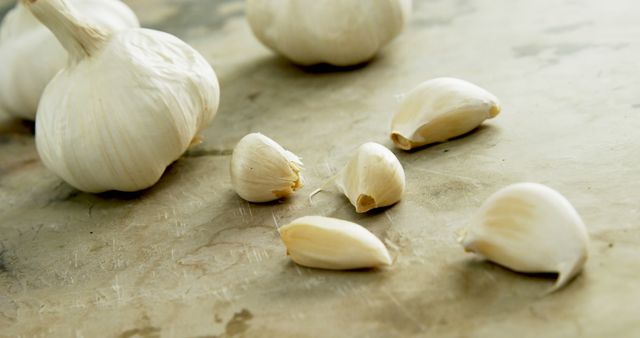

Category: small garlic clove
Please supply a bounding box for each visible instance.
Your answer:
[390,77,501,150]
[460,183,590,289]
[230,133,303,203]
[335,142,405,213]
[279,215,392,270]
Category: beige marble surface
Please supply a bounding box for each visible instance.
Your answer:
[1,0,640,337]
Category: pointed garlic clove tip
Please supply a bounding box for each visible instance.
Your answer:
[335,142,405,213]
[279,215,392,270]
[390,77,501,150]
[461,182,590,289]
[230,133,304,203]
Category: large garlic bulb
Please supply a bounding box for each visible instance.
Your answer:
[246,0,412,66]
[0,0,138,120]
[28,0,220,193]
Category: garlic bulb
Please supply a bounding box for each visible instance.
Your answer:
[460,183,590,289]
[230,133,303,203]
[335,142,405,213]
[246,0,412,66]
[279,215,392,270]
[0,0,138,120]
[29,0,219,193]
[390,77,501,150]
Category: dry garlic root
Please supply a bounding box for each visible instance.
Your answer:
[459,183,590,289]
[0,0,138,120]
[279,216,392,270]
[230,133,303,203]
[246,0,412,66]
[390,77,501,150]
[334,142,405,213]
[29,0,219,193]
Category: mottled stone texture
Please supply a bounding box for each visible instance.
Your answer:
[1,0,640,337]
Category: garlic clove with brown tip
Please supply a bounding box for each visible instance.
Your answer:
[230,133,303,203]
[279,215,392,270]
[0,0,138,120]
[459,183,590,289]
[28,0,219,193]
[335,142,405,213]
[390,77,501,150]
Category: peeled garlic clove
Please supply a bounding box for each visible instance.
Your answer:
[246,0,412,66]
[390,77,501,150]
[0,0,138,120]
[230,133,303,203]
[335,142,405,213]
[460,183,590,289]
[29,0,219,192]
[279,215,392,270]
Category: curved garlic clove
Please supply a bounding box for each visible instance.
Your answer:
[246,0,412,66]
[0,0,138,120]
[460,183,590,289]
[390,77,501,150]
[28,0,219,192]
[230,133,303,203]
[335,142,405,213]
[279,215,392,270]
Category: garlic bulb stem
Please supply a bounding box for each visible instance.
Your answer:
[25,0,108,60]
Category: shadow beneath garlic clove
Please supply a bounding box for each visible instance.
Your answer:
[0,116,35,136]
[391,124,503,167]
[393,124,501,154]
[0,2,12,21]
[282,259,390,274]
[295,57,376,74]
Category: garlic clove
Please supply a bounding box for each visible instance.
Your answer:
[230,133,304,203]
[246,0,412,66]
[0,0,138,120]
[460,183,590,289]
[27,0,219,192]
[335,142,405,213]
[390,77,501,150]
[279,215,392,270]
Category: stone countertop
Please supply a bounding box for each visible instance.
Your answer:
[1,0,640,337]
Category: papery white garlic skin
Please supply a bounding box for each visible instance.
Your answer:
[230,133,303,203]
[246,0,412,66]
[336,142,405,213]
[0,0,139,120]
[391,77,501,150]
[460,183,589,289]
[279,215,392,270]
[30,0,219,193]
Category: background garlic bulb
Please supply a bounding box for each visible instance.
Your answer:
[0,0,138,120]
[335,142,405,213]
[279,216,392,270]
[246,0,412,66]
[29,0,220,193]
[230,133,304,203]
[391,77,501,150]
[460,183,590,289]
